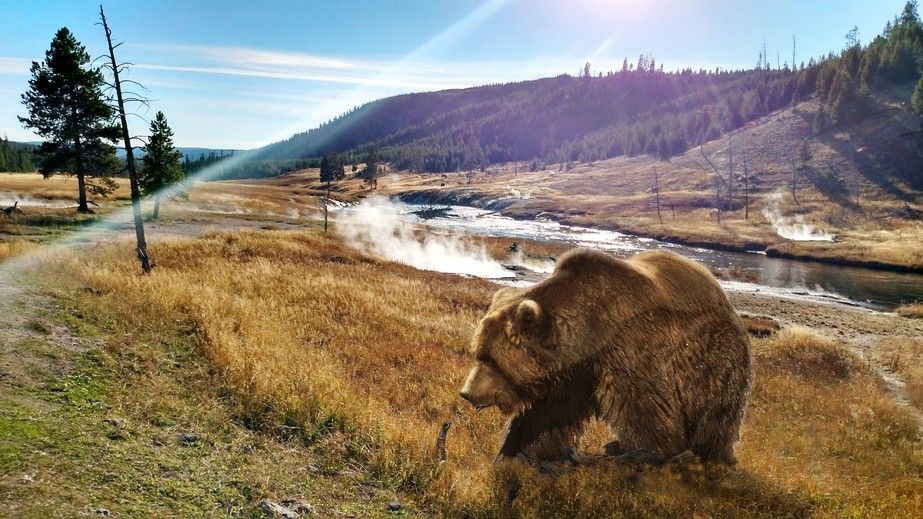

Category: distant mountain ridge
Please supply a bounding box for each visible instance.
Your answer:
[117,147,240,161]
[246,2,923,178]
[15,142,238,161]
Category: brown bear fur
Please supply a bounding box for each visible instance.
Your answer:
[459,247,752,465]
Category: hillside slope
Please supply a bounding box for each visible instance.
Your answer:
[246,3,923,184]
[257,69,799,172]
[274,94,922,271]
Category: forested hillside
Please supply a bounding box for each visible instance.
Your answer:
[244,2,923,177]
[0,137,35,172]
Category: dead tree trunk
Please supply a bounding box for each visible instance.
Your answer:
[73,132,90,213]
[1,201,20,216]
[653,168,663,224]
[700,145,722,222]
[323,180,330,234]
[743,156,750,219]
[100,5,150,273]
[727,137,734,211]
[153,194,161,219]
[791,157,799,204]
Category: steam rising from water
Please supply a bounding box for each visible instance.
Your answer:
[336,196,515,278]
[507,186,531,199]
[763,191,835,242]
[507,248,555,273]
[0,194,75,209]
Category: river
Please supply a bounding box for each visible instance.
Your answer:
[336,200,923,311]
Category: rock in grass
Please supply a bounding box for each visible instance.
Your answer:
[259,498,313,518]
[103,417,125,428]
[281,499,314,515]
[386,502,403,512]
[179,432,203,445]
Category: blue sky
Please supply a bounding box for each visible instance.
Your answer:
[0,0,910,149]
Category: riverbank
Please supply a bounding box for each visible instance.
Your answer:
[389,184,923,274]
[368,97,918,275]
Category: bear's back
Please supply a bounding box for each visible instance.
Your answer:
[552,248,728,309]
[628,250,733,314]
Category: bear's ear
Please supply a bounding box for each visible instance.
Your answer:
[515,299,544,329]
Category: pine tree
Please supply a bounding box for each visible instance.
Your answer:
[319,152,345,233]
[360,145,380,189]
[913,76,923,129]
[140,111,184,219]
[319,152,345,185]
[19,28,120,212]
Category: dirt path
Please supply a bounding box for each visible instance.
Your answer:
[0,261,103,515]
[729,288,923,425]
[0,265,86,393]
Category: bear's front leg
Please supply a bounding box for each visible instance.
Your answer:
[497,368,598,464]
[499,415,583,463]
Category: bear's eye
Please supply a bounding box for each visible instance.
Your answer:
[478,355,505,377]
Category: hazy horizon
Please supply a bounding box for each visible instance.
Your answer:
[0,0,908,149]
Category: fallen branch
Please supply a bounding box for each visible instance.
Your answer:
[1,201,21,216]
[435,421,451,462]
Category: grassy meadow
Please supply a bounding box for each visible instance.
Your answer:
[3,224,912,516]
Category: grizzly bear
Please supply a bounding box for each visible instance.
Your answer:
[459,247,752,465]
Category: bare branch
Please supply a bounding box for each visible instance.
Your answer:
[119,79,149,91]
[435,421,451,462]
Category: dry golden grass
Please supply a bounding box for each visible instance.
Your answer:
[0,173,134,239]
[897,303,923,319]
[873,335,923,412]
[737,314,781,338]
[0,172,131,201]
[0,239,36,261]
[35,229,922,516]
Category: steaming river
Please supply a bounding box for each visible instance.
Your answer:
[336,200,923,311]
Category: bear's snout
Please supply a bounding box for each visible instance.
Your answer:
[458,387,477,405]
[459,362,513,411]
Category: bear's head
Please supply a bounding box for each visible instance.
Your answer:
[459,290,558,414]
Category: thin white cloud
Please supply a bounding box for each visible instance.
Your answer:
[0,57,31,75]
[133,62,468,90]
[136,43,381,71]
[129,13,583,92]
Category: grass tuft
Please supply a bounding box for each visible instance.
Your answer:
[897,302,923,319]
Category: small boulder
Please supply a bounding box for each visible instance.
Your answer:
[281,499,314,515]
[179,432,203,445]
[386,502,403,512]
[103,417,125,428]
[259,498,313,518]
